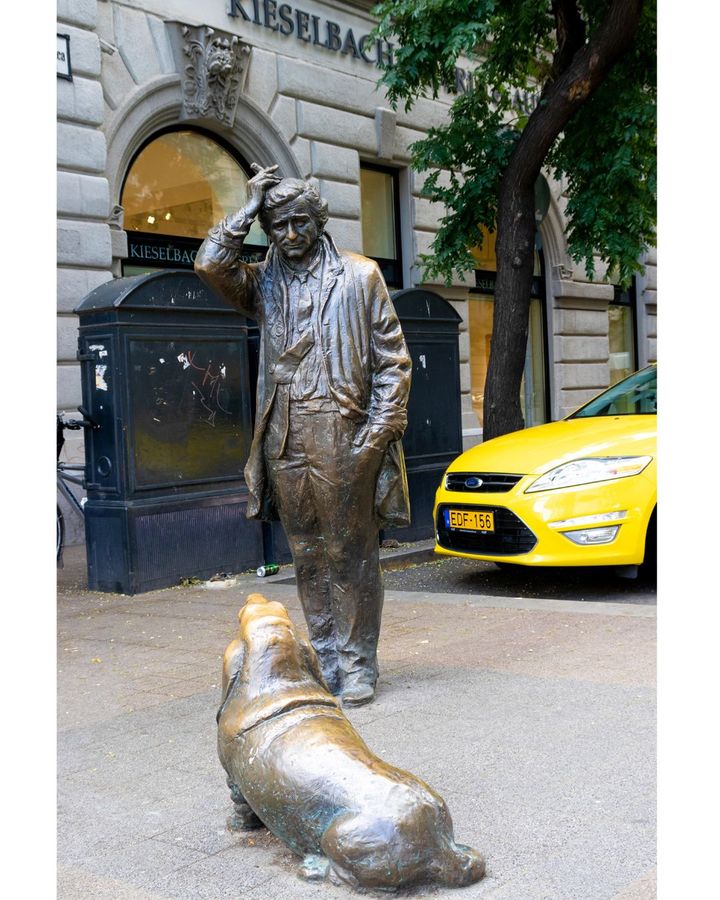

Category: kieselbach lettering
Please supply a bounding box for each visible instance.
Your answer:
[227,0,394,67]
[130,244,199,264]
[226,0,482,93]
[129,243,263,265]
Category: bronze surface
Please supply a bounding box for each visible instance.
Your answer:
[195,167,412,705]
[217,594,486,890]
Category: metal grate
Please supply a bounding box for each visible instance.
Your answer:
[134,503,252,583]
[436,503,537,556]
[444,472,523,493]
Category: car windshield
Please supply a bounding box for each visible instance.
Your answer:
[570,367,657,418]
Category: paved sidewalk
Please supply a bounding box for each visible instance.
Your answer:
[58,547,656,899]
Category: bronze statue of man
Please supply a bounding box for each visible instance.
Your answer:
[195,164,411,707]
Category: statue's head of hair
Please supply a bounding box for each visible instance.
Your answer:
[258,178,329,234]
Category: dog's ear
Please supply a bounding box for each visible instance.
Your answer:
[298,637,330,691]
[221,638,244,698]
[217,637,245,723]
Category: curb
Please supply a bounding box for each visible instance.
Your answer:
[255,538,438,585]
[379,539,437,571]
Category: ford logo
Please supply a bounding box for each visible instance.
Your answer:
[465,476,483,489]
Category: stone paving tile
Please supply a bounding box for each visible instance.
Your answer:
[63,736,214,786]
[612,868,657,899]
[374,603,656,688]
[149,827,480,900]
[58,865,166,899]
[59,770,231,865]
[144,851,277,898]
[63,748,221,800]
[121,673,213,693]
[72,838,209,890]
[150,809,242,856]
[133,677,221,703]
[60,628,214,654]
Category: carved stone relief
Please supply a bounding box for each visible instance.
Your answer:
[165,22,251,127]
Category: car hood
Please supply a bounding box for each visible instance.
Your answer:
[451,416,657,477]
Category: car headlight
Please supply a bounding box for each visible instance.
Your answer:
[525,456,652,493]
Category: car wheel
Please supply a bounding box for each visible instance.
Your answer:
[640,508,657,577]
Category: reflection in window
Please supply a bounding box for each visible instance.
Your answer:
[360,164,402,286]
[468,246,547,430]
[361,167,396,259]
[608,281,637,385]
[121,130,267,247]
[469,224,497,272]
[523,298,547,427]
[469,294,546,429]
[469,296,493,424]
[572,365,656,417]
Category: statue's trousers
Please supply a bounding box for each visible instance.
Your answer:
[266,402,384,693]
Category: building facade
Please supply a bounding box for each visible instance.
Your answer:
[57,0,657,541]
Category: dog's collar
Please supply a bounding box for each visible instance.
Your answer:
[237,697,342,737]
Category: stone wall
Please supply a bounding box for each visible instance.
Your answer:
[641,247,658,365]
[57,0,113,420]
[57,0,115,543]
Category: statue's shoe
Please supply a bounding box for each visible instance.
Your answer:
[341,683,375,707]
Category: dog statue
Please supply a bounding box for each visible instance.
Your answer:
[217,593,485,890]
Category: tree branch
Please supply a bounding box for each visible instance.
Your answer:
[510,0,644,189]
[551,0,586,78]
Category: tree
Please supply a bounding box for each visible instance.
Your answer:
[372,1,656,439]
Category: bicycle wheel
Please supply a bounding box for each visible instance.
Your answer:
[57,504,65,560]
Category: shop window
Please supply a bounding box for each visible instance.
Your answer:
[469,228,548,430]
[360,163,402,287]
[608,279,638,385]
[120,128,267,275]
[523,294,548,426]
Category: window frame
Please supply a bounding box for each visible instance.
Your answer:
[609,277,639,379]
[359,161,404,289]
[468,246,551,428]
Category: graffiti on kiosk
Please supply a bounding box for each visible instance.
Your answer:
[177,350,231,427]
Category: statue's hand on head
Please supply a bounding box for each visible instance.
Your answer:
[245,163,282,219]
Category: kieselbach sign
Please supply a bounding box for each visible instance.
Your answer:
[227,0,394,65]
[129,243,199,265]
[226,0,476,93]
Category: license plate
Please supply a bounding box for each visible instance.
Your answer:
[444,508,495,532]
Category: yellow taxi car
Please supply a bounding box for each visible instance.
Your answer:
[434,366,657,570]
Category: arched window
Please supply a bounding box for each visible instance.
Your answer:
[120,128,267,275]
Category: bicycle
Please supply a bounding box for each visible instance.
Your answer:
[57,411,96,562]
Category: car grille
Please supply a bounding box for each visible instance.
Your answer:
[444,472,523,493]
[436,503,537,556]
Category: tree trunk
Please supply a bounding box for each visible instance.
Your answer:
[483,180,536,439]
[482,0,644,442]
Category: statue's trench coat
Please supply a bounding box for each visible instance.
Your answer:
[195,221,412,528]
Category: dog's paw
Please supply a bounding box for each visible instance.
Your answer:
[227,809,265,833]
[298,854,330,881]
[327,860,361,889]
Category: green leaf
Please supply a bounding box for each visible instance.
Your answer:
[371,0,656,287]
